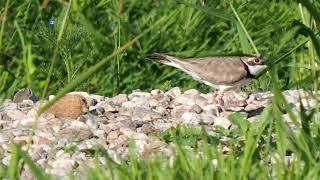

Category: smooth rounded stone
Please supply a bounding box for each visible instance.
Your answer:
[29,146,48,161]
[213,117,232,129]
[117,135,129,147]
[247,92,272,103]
[115,119,136,130]
[135,139,148,154]
[92,129,107,139]
[89,94,105,102]
[153,120,176,131]
[2,155,11,166]
[129,107,162,122]
[59,122,92,142]
[223,91,248,107]
[119,127,135,135]
[203,104,219,115]
[184,89,200,96]
[283,93,300,105]
[151,89,164,96]
[131,97,152,109]
[174,94,197,106]
[95,101,117,112]
[153,106,168,116]
[48,158,78,176]
[165,87,181,99]
[191,104,203,114]
[247,116,258,123]
[104,122,120,131]
[226,106,245,112]
[200,93,212,100]
[107,130,121,142]
[194,96,209,109]
[0,147,5,160]
[143,140,166,157]
[283,89,308,99]
[13,136,29,145]
[171,105,193,117]
[181,112,201,126]
[0,132,9,144]
[32,136,53,145]
[128,91,151,100]
[48,94,88,119]
[149,99,159,108]
[200,113,216,125]
[120,127,148,140]
[98,123,113,133]
[297,99,317,109]
[157,96,171,107]
[57,138,69,149]
[1,102,18,112]
[110,94,128,106]
[5,109,25,121]
[86,117,97,130]
[71,152,88,162]
[11,128,30,136]
[20,117,37,128]
[85,138,101,149]
[121,101,138,109]
[245,100,268,112]
[34,130,55,140]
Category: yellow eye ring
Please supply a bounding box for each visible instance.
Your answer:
[254,58,261,64]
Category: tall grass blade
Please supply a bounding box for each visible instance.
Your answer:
[230,3,260,56]
[0,0,10,50]
[179,2,234,21]
[42,0,72,98]
[9,144,20,180]
[296,0,320,25]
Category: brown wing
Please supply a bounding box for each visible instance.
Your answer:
[178,57,248,85]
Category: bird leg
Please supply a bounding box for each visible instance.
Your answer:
[212,91,225,116]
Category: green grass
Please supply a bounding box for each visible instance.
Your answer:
[1,0,320,179]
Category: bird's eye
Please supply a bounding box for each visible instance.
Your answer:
[254,58,261,64]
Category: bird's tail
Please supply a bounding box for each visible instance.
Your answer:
[148,53,183,69]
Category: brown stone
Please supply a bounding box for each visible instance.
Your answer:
[48,94,88,119]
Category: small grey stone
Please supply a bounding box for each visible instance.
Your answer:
[213,117,232,129]
[110,94,128,106]
[151,89,163,96]
[184,89,199,96]
[191,104,202,114]
[0,132,9,144]
[57,138,69,148]
[86,117,97,130]
[165,87,181,99]
[181,112,201,126]
[128,91,151,100]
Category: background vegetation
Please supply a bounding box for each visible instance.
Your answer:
[1,0,320,179]
[0,0,319,99]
